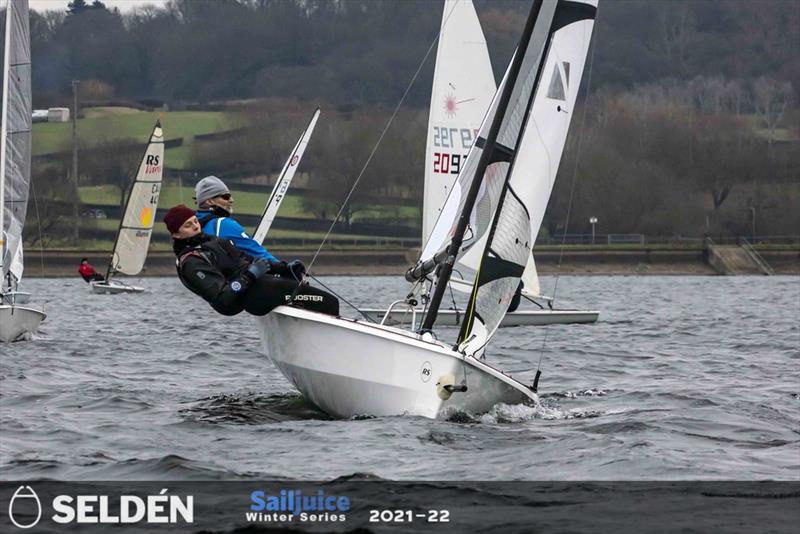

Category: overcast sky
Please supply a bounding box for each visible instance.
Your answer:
[29,0,169,13]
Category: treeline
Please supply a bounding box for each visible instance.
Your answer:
[22,0,799,107]
[548,77,798,238]
[11,0,800,241]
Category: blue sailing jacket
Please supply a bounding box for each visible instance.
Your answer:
[195,210,278,262]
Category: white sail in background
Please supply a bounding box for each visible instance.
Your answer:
[254,107,319,244]
[107,121,164,277]
[423,0,495,244]
[0,0,32,289]
[459,0,597,355]
[422,0,543,299]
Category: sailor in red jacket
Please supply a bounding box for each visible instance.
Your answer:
[78,258,104,283]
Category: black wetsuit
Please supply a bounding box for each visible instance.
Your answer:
[173,234,339,317]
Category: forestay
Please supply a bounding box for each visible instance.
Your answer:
[106,121,164,278]
[0,0,31,290]
[253,107,320,244]
[458,0,597,355]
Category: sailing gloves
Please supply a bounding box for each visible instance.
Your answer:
[244,260,270,283]
[230,260,270,294]
[287,260,306,280]
[264,259,306,281]
[232,259,307,295]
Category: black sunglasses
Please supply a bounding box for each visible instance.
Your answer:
[216,193,232,200]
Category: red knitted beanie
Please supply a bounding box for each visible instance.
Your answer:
[163,204,196,234]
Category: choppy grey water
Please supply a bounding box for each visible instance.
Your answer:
[1,275,798,481]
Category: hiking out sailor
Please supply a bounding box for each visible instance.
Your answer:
[193,175,278,261]
[78,258,104,283]
[164,204,338,317]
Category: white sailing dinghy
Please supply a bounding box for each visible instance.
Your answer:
[361,0,598,328]
[90,121,163,294]
[258,0,598,419]
[252,107,320,243]
[0,0,45,342]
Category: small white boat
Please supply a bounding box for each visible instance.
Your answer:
[0,0,45,342]
[259,306,536,419]
[360,306,599,327]
[257,0,599,419]
[0,304,45,342]
[89,279,144,294]
[91,121,164,293]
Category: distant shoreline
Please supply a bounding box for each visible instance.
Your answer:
[21,247,800,277]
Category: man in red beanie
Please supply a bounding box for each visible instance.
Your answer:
[163,204,338,317]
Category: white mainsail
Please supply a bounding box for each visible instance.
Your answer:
[105,121,164,279]
[253,107,319,244]
[458,0,597,354]
[422,0,495,244]
[422,0,543,298]
[0,0,32,291]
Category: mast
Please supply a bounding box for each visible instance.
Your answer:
[420,0,544,332]
[0,0,13,288]
[457,13,560,345]
[104,119,161,282]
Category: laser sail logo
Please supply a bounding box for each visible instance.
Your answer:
[8,486,42,529]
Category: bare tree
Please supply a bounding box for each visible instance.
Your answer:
[752,77,793,145]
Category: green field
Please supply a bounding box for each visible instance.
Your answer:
[41,107,420,244]
[79,184,419,221]
[33,109,236,170]
[79,184,312,218]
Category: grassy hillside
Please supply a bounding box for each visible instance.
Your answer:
[33,109,236,170]
[79,184,312,218]
[78,184,419,221]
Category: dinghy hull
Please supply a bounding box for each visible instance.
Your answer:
[258,306,537,419]
[0,305,46,342]
[90,281,144,294]
[360,307,599,327]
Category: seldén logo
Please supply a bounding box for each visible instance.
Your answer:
[7,486,194,528]
[8,486,42,529]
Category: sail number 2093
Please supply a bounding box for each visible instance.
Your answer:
[369,509,450,523]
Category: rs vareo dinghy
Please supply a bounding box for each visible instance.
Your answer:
[259,0,598,418]
[90,121,164,294]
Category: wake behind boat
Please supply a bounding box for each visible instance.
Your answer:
[258,0,599,419]
[90,121,164,295]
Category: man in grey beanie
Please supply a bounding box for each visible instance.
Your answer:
[194,175,304,280]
